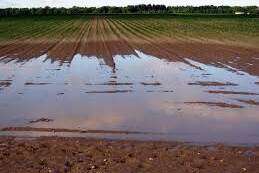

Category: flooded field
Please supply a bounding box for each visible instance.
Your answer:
[0,16,259,145]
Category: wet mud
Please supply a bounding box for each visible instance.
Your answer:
[184,102,244,109]
[235,99,259,106]
[206,90,259,95]
[1,127,147,135]
[29,118,54,124]
[188,81,238,86]
[0,137,259,173]
[85,90,133,94]
[85,82,133,86]
[140,82,161,86]
[24,82,52,86]
[0,80,12,88]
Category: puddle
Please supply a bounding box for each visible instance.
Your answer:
[0,51,259,145]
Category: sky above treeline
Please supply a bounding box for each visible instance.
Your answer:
[0,0,258,8]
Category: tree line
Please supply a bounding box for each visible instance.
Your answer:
[0,5,258,17]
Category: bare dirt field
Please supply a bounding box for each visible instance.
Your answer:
[0,136,259,173]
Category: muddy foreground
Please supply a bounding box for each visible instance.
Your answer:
[0,137,258,173]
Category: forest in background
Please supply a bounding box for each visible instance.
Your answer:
[0,5,259,17]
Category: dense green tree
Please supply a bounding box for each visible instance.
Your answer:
[0,5,258,17]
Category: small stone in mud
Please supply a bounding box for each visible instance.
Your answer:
[90,165,97,169]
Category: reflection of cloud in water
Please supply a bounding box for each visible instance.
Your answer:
[0,52,259,144]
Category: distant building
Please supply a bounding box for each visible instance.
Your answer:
[235,12,245,15]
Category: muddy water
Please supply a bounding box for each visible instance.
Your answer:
[0,51,259,145]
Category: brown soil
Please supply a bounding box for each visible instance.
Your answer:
[0,136,258,173]
[187,81,238,86]
[184,102,244,108]
[0,17,259,76]
[207,90,259,95]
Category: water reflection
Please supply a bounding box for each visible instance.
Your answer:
[1,41,259,76]
[0,51,259,144]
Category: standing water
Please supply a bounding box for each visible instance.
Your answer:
[0,50,259,145]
